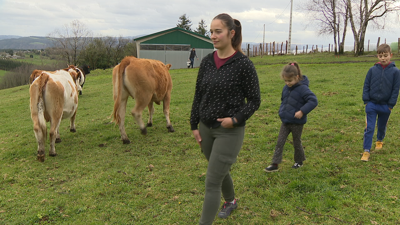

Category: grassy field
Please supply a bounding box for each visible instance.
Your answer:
[19,54,59,66]
[0,70,5,80]
[1,54,400,224]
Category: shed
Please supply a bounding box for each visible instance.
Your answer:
[134,27,214,69]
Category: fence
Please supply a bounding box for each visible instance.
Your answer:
[243,37,399,57]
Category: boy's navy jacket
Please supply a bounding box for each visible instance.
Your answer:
[279,75,318,124]
[362,62,400,109]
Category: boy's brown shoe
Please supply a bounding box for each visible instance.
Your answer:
[375,141,383,150]
[361,152,370,162]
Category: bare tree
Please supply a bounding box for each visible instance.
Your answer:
[347,0,400,56]
[302,0,349,54]
[48,20,92,65]
[112,37,130,66]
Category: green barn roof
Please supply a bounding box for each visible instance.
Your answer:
[134,27,213,49]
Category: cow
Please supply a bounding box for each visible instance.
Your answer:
[112,56,174,144]
[30,66,85,94]
[78,64,90,95]
[29,65,85,162]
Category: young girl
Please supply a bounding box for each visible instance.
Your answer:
[264,62,318,172]
[190,13,261,224]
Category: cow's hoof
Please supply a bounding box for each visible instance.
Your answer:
[55,138,62,143]
[147,122,153,127]
[167,126,175,133]
[49,153,57,157]
[123,139,131,144]
[141,128,147,135]
[70,128,76,133]
[37,155,45,162]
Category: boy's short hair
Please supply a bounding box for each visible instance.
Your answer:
[377,44,391,54]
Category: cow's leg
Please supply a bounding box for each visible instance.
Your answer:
[118,90,131,144]
[131,97,150,135]
[147,101,154,127]
[70,110,77,132]
[33,122,46,162]
[49,118,62,157]
[163,93,174,132]
[55,126,61,143]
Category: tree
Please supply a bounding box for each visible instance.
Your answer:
[177,14,192,31]
[302,0,349,55]
[78,36,132,69]
[347,0,400,56]
[48,20,92,65]
[194,19,209,37]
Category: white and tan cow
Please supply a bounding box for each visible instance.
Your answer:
[29,66,84,162]
[112,56,174,144]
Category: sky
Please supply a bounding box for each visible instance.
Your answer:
[0,0,399,48]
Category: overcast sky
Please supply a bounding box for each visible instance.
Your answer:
[0,0,399,48]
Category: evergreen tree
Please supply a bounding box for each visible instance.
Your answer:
[177,14,192,31]
[194,19,209,37]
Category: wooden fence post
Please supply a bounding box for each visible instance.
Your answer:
[398,38,400,53]
[285,41,288,54]
[377,37,380,50]
[306,45,308,54]
[247,44,250,57]
[260,43,263,58]
[296,45,298,55]
[368,40,370,51]
[273,42,275,57]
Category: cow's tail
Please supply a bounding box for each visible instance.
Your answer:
[112,57,131,125]
[29,73,49,141]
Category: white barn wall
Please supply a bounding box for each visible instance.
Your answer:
[140,48,215,70]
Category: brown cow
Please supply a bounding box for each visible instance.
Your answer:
[29,66,84,162]
[112,56,174,144]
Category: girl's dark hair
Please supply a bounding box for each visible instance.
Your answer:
[213,13,243,53]
[281,62,303,80]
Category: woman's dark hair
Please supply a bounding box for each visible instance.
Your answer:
[213,13,243,53]
[281,62,303,80]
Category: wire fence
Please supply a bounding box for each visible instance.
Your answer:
[243,38,399,57]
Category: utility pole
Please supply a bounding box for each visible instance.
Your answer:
[288,0,293,54]
[262,24,265,58]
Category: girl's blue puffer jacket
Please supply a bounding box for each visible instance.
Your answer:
[278,75,318,124]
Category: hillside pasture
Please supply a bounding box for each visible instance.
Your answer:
[0,69,5,79]
[0,55,399,224]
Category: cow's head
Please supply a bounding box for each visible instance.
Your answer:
[29,70,43,85]
[65,65,85,92]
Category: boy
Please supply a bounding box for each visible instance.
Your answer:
[361,44,400,161]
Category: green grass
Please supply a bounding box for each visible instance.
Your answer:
[0,70,5,79]
[17,54,60,66]
[1,54,400,224]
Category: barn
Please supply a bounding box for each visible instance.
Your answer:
[134,27,214,69]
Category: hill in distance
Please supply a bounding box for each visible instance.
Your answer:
[0,36,52,50]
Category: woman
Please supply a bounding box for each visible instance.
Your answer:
[190,13,261,224]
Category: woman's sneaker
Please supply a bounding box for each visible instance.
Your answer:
[264,164,278,172]
[218,199,237,218]
[292,162,303,169]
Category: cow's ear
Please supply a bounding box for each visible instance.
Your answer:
[166,64,172,69]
